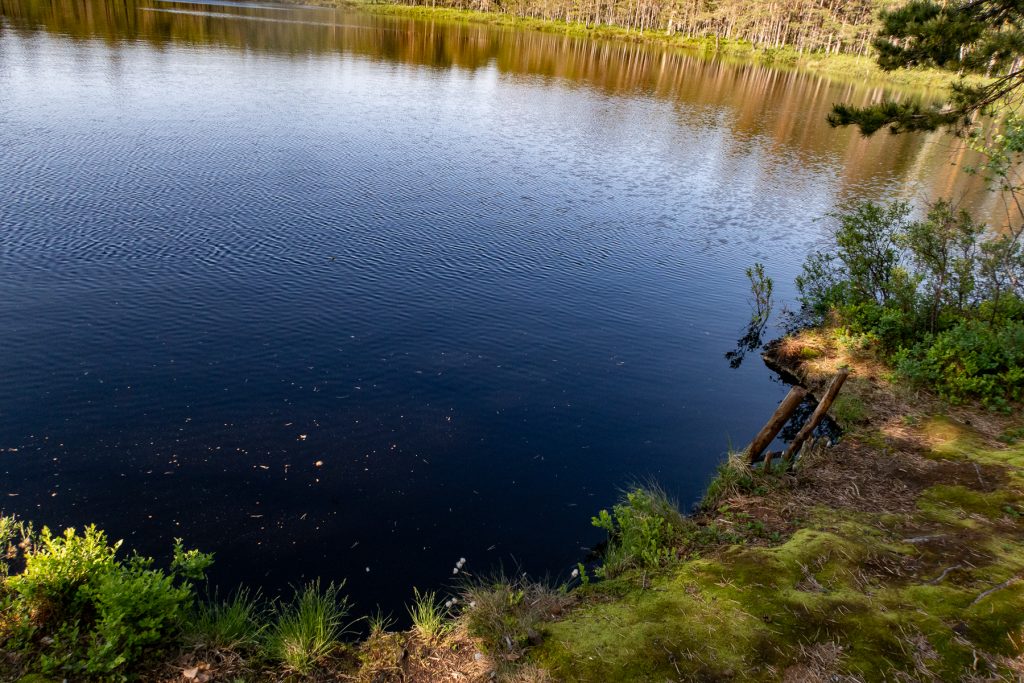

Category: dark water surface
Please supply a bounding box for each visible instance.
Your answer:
[0,0,992,612]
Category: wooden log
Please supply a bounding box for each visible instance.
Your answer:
[746,385,808,464]
[782,368,850,465]
[761,449,783,470]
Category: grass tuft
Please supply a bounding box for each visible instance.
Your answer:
[188,587,266,651]
[266,580,351,674]
[366,607,395,636]
[461,572,568,661]
[407,587,451,642]
[700,452,762,510]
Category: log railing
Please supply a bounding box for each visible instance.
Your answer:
[745,369,849,469]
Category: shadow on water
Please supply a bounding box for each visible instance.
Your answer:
[724,317,769,369]
[780,394,843,444]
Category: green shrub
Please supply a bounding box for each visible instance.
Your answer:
[999,426,1024,444]
[895,319,1024,409]
[4,524,212,678]
[591,485,690,577]
[796,199,1023,407]
[170,538,215,582]
[8,525,119,616]
[267,580,351,674]
[80,556,193,674]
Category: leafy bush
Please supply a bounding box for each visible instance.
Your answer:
[8,525,120,616]
[895,319,1024,409]
[591,485,689,577]
[267,580,351,674]
[796,199,1024,408]
[3,524,212,678]
[80,556,193,674]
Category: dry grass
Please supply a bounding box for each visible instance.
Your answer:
[768,329,1020,444]
[460,574,570,663]
[399,624,495,682]
[753,327,1024,592]
[758,329,1019,520]
[781,642,860,683]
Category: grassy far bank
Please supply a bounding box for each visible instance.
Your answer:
[1,327,1022,682]
[295,0,986,92]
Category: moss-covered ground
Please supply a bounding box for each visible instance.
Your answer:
[525,329,1024,682]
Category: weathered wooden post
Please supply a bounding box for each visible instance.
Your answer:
[782,368,850,465]
[746,385,807,465]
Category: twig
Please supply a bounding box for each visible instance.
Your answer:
[903,534,946,544]
[970,574,1022,606]
[928,564,963,585]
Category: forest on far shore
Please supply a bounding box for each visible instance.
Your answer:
[376,0,896,55]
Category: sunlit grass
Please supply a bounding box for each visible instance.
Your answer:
[266,580,352,674]
[407,587,451,642]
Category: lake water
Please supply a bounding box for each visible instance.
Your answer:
[0,0,994,613]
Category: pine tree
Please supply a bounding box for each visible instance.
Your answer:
[830,0,1024,135]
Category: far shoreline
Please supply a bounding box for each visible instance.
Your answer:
[282,0,985,93]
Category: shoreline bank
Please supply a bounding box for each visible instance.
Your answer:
[292,0,982,92]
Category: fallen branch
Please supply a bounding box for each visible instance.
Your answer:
[783,369,849,465]
[970,574,1022,606]
[927,565,963,585]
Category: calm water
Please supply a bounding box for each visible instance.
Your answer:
[0,0,993,612]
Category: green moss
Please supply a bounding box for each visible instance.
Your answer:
[533,483,1024,681]
[917,485,1020,524]
[830,394,867,425]
[963,580,1024,653]
[535,563,769,681]
[923,416,1024,490]
[798,346,824,360]
[892,583,972,619]
[537,527,922,679]
[854,428,890,451]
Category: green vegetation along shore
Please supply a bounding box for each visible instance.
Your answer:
[3,328,1022,681]
[303,1,983,92]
